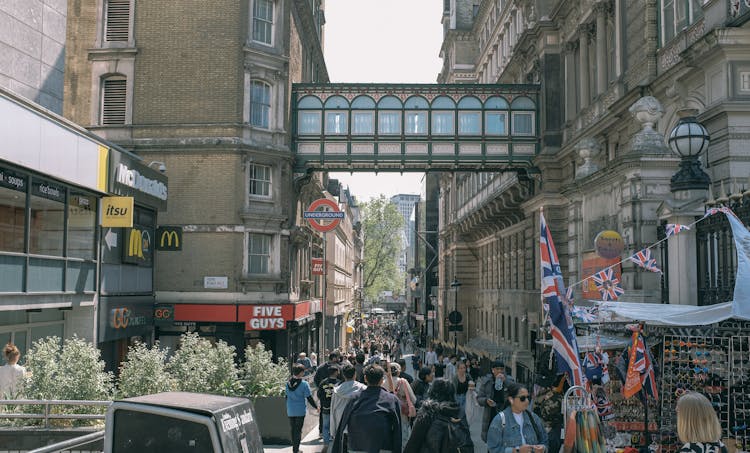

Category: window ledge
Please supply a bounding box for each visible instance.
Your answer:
[88,47,138,60]
[240,275,283,284]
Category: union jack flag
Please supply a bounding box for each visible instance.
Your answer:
[629,248,661,274]
[626,332,658,400]
[705,206,739,220]
[591,268,624,301]
[665,223,690,238]
[540,211,584,387]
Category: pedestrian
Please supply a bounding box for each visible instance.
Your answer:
[331,364,367,445]
[286,363,319,453]
[315,352,341,436]
[331,364,402,453]
[487,382,547,453]
[310,352,318,369]
[425,346,438,367]
[297,352,313,376]
[397,358,414,384]
[444,354,458,382]
[476,360,515,442]
[411,366,434,409]
[354,353,366,383]
[676,392,727,453]
[388,362,417,443]
[452,360,472,417]
[532,382,564,453]
[433,354,446,378]
[0,343,25,398]
[367,348,382,366]
[404,378,474,453]
[318,366,341,448]
[392,340,401,361]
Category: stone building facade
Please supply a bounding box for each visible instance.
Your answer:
[438,0,750,379]
[63,0,331,363]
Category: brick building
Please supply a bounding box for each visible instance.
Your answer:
[63,0,330,366]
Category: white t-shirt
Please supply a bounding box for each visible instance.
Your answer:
[513,412,526,444]
[0,364,25,397]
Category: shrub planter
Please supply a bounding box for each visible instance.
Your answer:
[252,396,319,446]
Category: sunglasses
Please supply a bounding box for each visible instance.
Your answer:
[516,395,529,402]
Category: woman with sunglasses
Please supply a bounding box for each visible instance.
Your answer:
[487,382,548,453]
[676,392,727,453]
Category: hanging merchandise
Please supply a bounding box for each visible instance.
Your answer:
[583,352,608,385]
[591,269,624,301]
[572,408,607,453]
[594,387,615,421]
[629,248,662,274]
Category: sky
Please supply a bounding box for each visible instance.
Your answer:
[323,0,444,202]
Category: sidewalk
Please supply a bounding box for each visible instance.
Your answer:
[263,423,326,453]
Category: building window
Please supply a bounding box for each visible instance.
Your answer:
[298,111,321,134]
[252,0,274,45]
[101,77,127,125]
[458,112,481,135]
[352,112,374,135]
[405,112,427,134]
[432,112,454,135]
[378,112,401,135]
[67,193,96,260]
[105,0,130,42]
[247,233,271,274]
[325,112,347,135]
[485,112,507,135]
[0,168,26,254]
[740,72,750,93]
[248,164,271,197]
[29,179,66,256]
[250,81,271,128]
[512,113,534,135]
[660,0,703,45]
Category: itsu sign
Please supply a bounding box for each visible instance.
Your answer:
[242,305,294,330]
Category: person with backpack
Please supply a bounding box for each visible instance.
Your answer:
[476,360,515,442]
[487,382,548,453]
[404,378,474,453]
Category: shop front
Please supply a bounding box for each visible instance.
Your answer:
[98,295,155,371]
[154,301,322,364]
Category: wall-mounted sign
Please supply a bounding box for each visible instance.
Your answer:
[0,166,26,192]
[101,196,134,228]
[582,251,622,300]
[304,198,344,232]
[311,258,325,275]
[108,152,168,210]
[204,276,228,289]
[594,230,624,259]
[123,226,153,265]
[239,305,294,330]
[32,179,65,203]
[156,226,182,251]
[154,305,174,324]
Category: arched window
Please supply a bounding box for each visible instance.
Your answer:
[510,96,535,135]
[351,96,375,135]
[324,96,349,135]
[252,0,274,45]
[485,96,509,135]
[458,96,482,135]
[297,96,321,135]
[101,75,126,125]
[431,96,455,135]
[377,96,402,135]
[250,81,271,128]
[404,96,428,135]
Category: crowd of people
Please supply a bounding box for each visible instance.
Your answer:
[284,318,729,453]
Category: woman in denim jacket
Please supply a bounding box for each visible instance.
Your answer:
[487,383,548,453]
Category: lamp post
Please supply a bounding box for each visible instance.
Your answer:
[450,277,461,355]
[668,116,711,192]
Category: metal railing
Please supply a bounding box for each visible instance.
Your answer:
[27,430,105,453]
[0,399,110,428]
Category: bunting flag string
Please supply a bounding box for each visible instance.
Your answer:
[591,268,625,301]
[629,248,662,274]
[565,206,740,297]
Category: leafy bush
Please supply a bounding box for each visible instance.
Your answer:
[166,332,242,396]
[117,341,174,398]
[240,343,287,397]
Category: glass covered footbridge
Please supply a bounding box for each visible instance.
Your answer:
[291,83,540,173]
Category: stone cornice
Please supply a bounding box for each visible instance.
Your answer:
[87,47,138,60]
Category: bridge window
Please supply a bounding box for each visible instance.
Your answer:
[352,111,374,135]
[404,96,429,109]
[252,0,274,45]
[431,96,455,109]
[378,111,401,135]
[250,81,271,128]
[459,112,481,135]
[485,96,509,135]
[325,112,347,134]
[298,112,321,134]
[324,95,349,109]
[432,111,454,135]
[405,112,427,135]
[377,95,402,109]
[511,96,535,135]
[351,96,376,108]
[298,96,322,109]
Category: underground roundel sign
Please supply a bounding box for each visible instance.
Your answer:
[303,198,344,232]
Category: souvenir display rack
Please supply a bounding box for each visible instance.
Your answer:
[730,336,750,452]
[660,335,731,453]
[604,379,658,438]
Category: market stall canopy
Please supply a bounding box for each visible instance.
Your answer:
[536,333,631,351]
[590,300,750,326]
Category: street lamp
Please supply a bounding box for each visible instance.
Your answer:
[450,277,461,355]
[668,116,711,192]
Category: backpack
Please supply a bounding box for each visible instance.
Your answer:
[438,414,474,453]
[497,410,544,445]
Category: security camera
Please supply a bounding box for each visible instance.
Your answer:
[148,161,167,173]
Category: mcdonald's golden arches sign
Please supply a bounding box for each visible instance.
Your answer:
[156,226,182,251]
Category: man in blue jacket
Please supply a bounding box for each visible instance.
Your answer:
[331,364,401,453]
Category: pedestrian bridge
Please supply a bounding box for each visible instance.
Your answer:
[291,83,540,173]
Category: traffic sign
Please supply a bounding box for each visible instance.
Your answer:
[448,324,464,332]
[448,310,463,324]
[304,198,344,232]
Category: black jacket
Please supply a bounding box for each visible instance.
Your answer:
[317,377,340,413]
[404,400,474,453]
[411,378,430,409]
[331,386,402,453]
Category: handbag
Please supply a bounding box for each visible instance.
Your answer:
[396,379,417,418]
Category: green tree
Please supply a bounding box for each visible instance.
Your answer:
[362,195,405,301]
[239,343,287,397]
[167,332,242,396]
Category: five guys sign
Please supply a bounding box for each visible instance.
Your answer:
[239,305,294,330]
[312,258,325,275]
